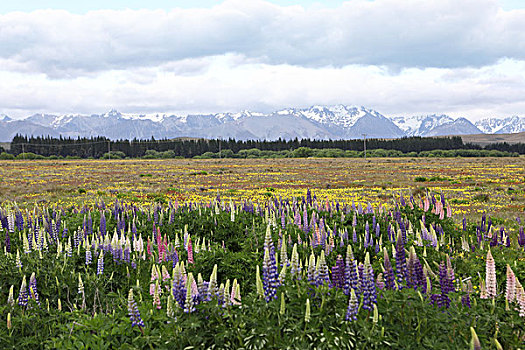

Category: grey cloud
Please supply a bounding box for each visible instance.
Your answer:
[0,0,524,76]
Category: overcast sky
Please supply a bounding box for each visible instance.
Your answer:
[1,0,525,120]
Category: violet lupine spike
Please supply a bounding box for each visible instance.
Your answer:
[332,255,345,289]
[29,273,40,305]
[97,251,104,275]
[395,235,408,289]
[18,276,28,307]
[86,248,92,265]
[128,289,145,328]
[262,248,279,302]
[361,254,376,310]
[100,211,106,237]
[316,251,331,287]
[383,249,395,290]
[430,262,451,309]
[345,289,359,321]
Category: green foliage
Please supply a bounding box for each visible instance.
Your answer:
[1,192,525,349]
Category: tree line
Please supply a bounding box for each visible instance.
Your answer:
[3,134,523,159]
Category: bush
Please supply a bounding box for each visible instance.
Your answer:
[0,152,15,160]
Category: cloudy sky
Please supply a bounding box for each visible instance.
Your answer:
[1,0,525,120]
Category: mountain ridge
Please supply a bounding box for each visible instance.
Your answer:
[1,105,524,142]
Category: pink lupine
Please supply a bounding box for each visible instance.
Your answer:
[506,264,516,303]
[486,249,497,299]
[187,237,194,264]
[153,280,161,309]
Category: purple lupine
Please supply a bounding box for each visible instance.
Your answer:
[18,276,28,307]
[100,211,106,237]
[430,262,451,308]
[461,293,471,308]
[29,273,40,305]
[172,270,186,307]
[332,255,345,289]
[97,251,104,275]
[262,248,279,302]
[414,256,426,293]
[316,251,331,287]
[519,227,525,247]
[383,249,395,290]
[361,254,376,310]
[395,235,408,288]
[86,248,92,265]
[128,289,145,328]
[345,289,359,321]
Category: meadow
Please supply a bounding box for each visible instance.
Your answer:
[0,157,524,348]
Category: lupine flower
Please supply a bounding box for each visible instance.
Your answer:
[262,248,279,302]
[395,232,407,288]
[462,293,471,308]
[7,285,14,306]
[18,276,28,307]
[345,289,359,321]
[100,212,106,237]
[187,237,194,264]
[97,251,104,275]
[256,265,264,299]
[15,249,22,269]
[383,248,395,290]
[332,255,345,289]
[161,266,171,282]
[506,264,516,303]
[362,253,377,310]
[167,294,174,318]
[307,253,316,285]
[7,313,11,330]
[85,248,92,265]
[486,249,497,298]
[430,262,451,308]
[207,264,218,299]
[29,273,40,305]
[316,251,331,287]
[128,289,144,328]
[470,327,481,350]
[231,279,241,306]
[517,285,525,317]
[290,244,301,279]
[184,273,195,313]
[376,273,385,290]
[153,280,162,309]
[78,274,84,295]
[305,299,311,323]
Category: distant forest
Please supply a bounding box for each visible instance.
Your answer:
[2,134,523,159]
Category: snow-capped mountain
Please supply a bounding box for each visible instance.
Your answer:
[391,115,482,136]
[475,116,525,134]
[1,106,524,142]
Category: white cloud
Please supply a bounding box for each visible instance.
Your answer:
[1,0,525,75]
[1,0,525,119]
[1,54,525,120]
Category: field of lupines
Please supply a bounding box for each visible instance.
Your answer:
[1,184,525,348]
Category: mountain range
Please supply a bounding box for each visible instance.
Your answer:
[0,106,524,142]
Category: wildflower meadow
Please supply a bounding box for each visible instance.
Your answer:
[0,158,524,349]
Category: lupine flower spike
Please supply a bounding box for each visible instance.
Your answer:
[486,248,497,298]
[128,289,145,331]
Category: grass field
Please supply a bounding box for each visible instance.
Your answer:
[1,156,525,348]
[1,157,524,221]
